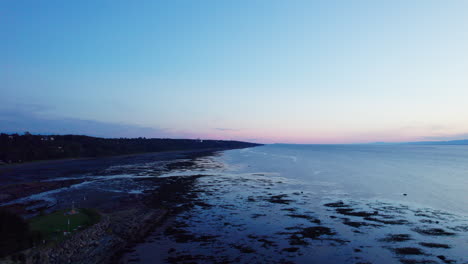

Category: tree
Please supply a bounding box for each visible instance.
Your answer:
[0,210,41,257]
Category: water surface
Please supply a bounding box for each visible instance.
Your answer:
[125,144,468,264]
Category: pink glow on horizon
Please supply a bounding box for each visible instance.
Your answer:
[157,128,463,144]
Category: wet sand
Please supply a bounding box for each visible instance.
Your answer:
[0,149,225,216]
[122,153,468,264]
[2,147,468,264]
[0,149,224,185]
[0,149,227,263]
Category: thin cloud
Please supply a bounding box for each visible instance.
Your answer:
[0,108,169,138]
[421,133,468,141]
[214,128,240,131]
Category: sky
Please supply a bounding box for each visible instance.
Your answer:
[2,0,468,144]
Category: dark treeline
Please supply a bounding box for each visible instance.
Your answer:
[0,209,42,258]
[0,133,261,164]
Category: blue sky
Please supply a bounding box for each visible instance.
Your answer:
[2,0,468,143]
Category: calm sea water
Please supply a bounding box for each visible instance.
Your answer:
[125,144,468,264]
[229,144,468,214]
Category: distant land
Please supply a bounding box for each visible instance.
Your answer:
[369,139,468,145]
[0,133,261,164]
[406,139,468,145]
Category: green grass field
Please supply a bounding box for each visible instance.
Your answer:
[29,208,101,241]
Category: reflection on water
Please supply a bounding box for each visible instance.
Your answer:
[5,144,468,263]
[125,145,468,264]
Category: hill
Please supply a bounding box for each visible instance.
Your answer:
[0,133,261,164]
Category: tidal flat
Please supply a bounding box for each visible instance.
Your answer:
[123,145,468,264]
[1,145,468,264]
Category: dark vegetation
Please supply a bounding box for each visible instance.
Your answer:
[0,210,42,258]
[412,228,455,236]
[418,242,451,248]
[29,208,101,241]
[0,133,261,164]
[265,194,294,204]
[0,208,101,258]
[392,247,425,255]
[380,234,412,242]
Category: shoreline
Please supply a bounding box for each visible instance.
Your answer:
[3,144,467,263]
[0,148,233,186]
[0,147,240,169]
[9,174,208,264]
[0,149,227,263]
[119,146,468,264]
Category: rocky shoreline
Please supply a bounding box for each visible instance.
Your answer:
[2,174,207,264]
[6,208,168,264]
[0,150,220,264]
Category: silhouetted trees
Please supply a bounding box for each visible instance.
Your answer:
[0,210,42,257]
[0,133,260,164]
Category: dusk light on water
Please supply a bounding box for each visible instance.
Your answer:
[1,1,468,263]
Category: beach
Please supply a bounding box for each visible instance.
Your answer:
[0,149,226,263]
[1,145,468,264]
[124,145,468,264]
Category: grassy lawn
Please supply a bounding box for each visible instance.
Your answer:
[29,208,100,241]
